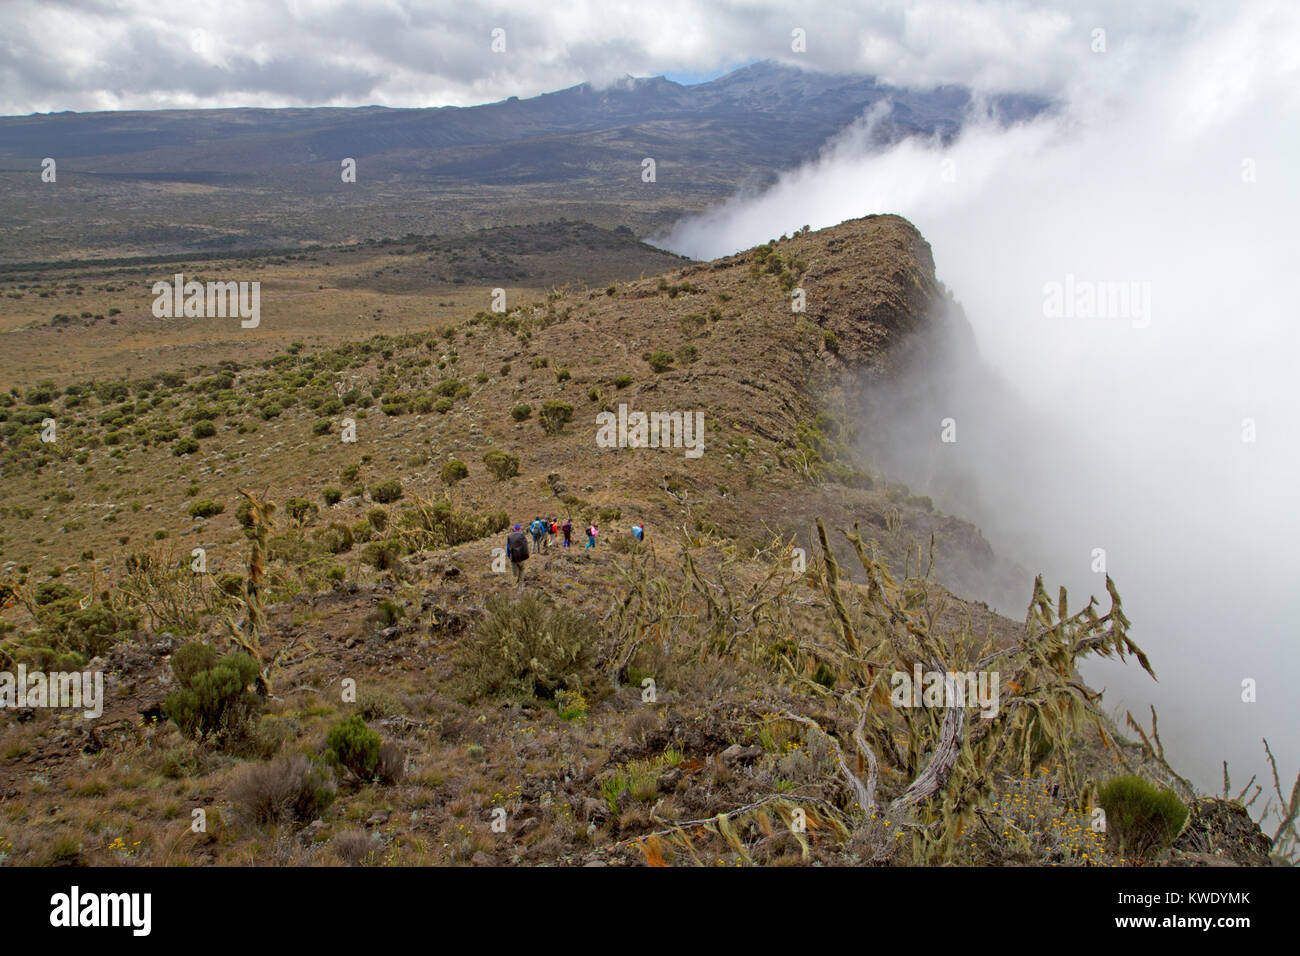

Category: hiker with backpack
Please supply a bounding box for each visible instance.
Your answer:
[632,522,644,543]
[506,524,529,584]
[561,518,572,548]
[530,516,547,553]
[548,518,559,550]
[585,523,598,549]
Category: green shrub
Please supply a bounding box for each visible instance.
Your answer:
[25,592,139,660]
[322,487,343,507]
[439,458,469,485]
[360,539,402,571]
[192,420,217,439]
[371,599,404,627]
[370,479,403,504]
[162,642,262,746]
[612,374,633,389]
[679,313,707,337]
[395,500,509,549]
[315,522,354,554]
[189,499,224,519]
[457,592,599,700]
[355,686,403,719]
[25,383,58,404]
[323,715,401,783]
[1098,775,1189,860]
[285,497,317,523]
[216,573,244,596]
[538,401,574,435]
[172,437,200,456]
[367,507,388,531]
[511,404,532,422]
[646,351,674,373]
[482,449,519,481]
[35,581,76,606]
[325,716,379,779]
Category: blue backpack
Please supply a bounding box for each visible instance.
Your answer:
[531,520,545,537]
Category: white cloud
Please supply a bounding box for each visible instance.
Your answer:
[0,0,1256,114]
[664,0,1300,800]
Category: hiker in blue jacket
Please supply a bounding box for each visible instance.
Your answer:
[530,517,546,553]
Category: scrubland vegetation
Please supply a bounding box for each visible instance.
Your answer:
[0,216,1291,867]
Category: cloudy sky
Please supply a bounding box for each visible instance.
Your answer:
[2,0,1215,115]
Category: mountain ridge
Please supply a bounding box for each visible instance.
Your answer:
[0,211,1271,867]
[0,60,1048,262]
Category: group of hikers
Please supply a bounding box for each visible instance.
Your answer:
[504,516,645,583]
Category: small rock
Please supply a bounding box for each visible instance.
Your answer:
[720,743,761,765]
[299,819,327,843]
